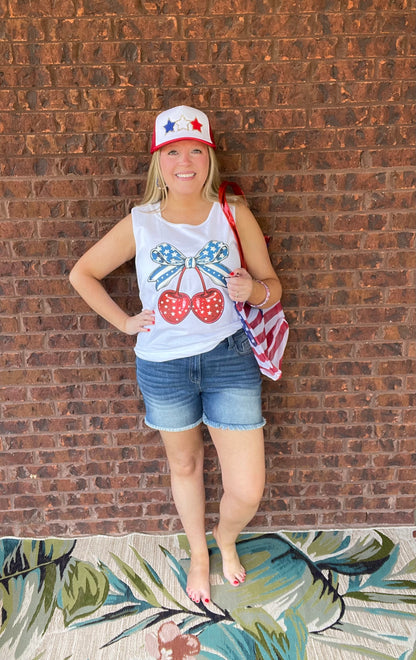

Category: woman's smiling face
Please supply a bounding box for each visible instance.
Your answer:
[159,140,210,196]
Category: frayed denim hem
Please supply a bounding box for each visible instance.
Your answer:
[203,414,266,431]
[144,417,203,433]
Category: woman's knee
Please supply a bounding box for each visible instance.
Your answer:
[245,482,265,509]
[168,448,204,478]
[226,479,265,510]
[161,428,204,478]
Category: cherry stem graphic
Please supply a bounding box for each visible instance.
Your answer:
[175,266,207,294]
[194,266,207,293]
[175,267,186,293]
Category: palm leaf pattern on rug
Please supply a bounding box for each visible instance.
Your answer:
[0,530,415,659]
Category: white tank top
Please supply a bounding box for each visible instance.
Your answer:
[132,201,242,361]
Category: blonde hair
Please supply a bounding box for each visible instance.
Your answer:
[141,147,242,208]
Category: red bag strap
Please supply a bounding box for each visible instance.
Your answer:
[218,180,247,269]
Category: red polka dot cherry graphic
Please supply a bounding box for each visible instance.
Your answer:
[158,265,224,324]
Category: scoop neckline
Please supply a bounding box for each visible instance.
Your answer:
[156,201,217,227]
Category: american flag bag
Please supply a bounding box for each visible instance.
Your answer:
[219,181,289,381]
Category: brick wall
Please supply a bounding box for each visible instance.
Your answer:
[1,0,415,537]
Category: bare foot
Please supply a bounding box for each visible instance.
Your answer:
[212,524,246,587]
[186,554,211,604]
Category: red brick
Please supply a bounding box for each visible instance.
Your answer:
[0,66,52,88]
[9,0,76,17]
[182,16,245,39]
[1,1,414,537]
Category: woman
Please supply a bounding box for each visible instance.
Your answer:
[69,105,282,605]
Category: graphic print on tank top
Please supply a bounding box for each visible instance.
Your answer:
[148,240,232,324]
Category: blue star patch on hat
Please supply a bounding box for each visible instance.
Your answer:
[163,119,176,134]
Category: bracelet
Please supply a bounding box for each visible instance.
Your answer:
[250,280,270,308]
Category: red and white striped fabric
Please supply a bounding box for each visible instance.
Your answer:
[235,300,289,381]
[219,179,289,380]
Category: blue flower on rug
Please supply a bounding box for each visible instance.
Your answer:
[0,530,415,659]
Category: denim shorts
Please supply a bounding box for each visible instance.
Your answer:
[135,328,265,432]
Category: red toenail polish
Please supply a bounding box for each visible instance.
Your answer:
[204,598,210,603]
[233,580,239,585]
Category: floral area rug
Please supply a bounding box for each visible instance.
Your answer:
[0,527,415,660]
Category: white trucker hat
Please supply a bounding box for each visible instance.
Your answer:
[150,105,216,153]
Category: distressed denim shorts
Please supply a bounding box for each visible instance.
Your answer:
[135,328,265,432]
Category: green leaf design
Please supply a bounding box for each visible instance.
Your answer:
[160,546,189,593]
[231,606,288,658]
[284,530,395,575]
[101,611,173,648]
[59,557,109,625]
[280,609,309,659]
[224,606,308,660]
[345,591,416,605]
[129,545,186,610]
[1,530,413,659]
[197,621,256,659]
[396,558,416,576]
[0,538,75,657]
[110,552,161,608]
[207,534,344,633]
[0,538,75,585]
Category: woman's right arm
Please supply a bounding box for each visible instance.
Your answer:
[69,214,154,335]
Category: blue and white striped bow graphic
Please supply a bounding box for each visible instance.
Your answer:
[148,240,231,290]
